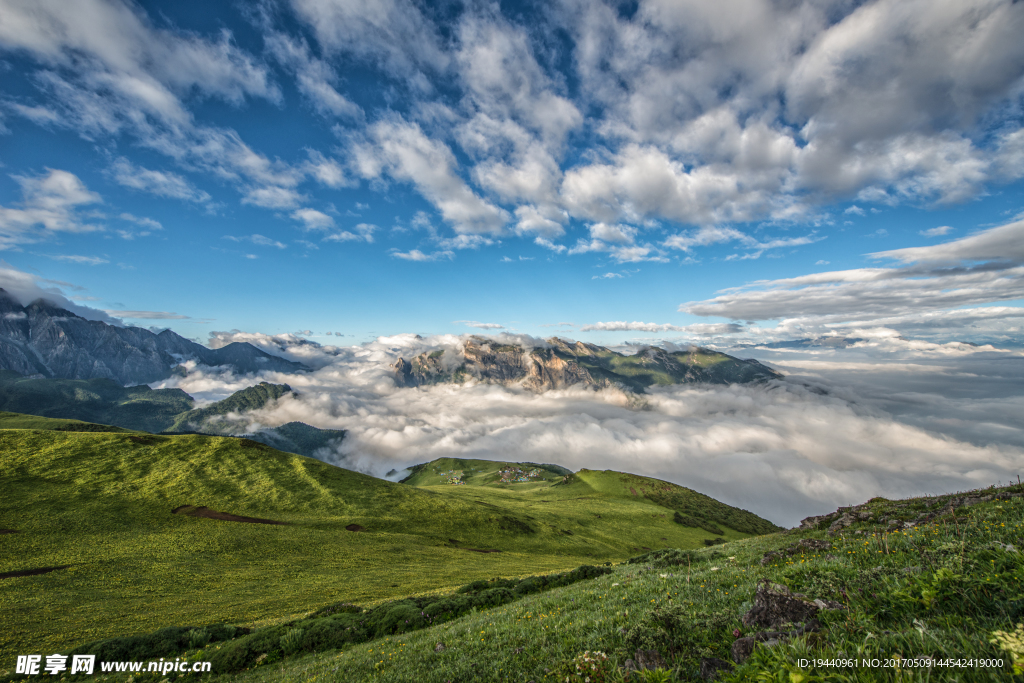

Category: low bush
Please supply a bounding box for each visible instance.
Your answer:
[205,564,612,673]
[66,623,246,662]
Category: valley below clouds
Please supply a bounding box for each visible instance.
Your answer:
[154,332,1024,528]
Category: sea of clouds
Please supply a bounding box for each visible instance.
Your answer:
[151,331,1024,528]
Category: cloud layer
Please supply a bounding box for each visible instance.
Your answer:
[676,218,1024,344]
[153,332,1024,527]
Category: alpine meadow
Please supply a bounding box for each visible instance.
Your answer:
[2,1,1024,682]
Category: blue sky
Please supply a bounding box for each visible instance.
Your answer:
[1,0,1023,347]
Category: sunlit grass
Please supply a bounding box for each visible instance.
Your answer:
[0,422,755,665]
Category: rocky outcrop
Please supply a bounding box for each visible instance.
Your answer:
[731,580,845,664]
[797,488,1023,535]
[392,336,782,393]
[0,289,305,385]
[760,538,832,566]
[393,338,600,392]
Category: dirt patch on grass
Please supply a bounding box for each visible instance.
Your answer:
[443,539,499,552]
[172,505,287,525]
[0,529,18,534]
[345,524,365,532]
[0,565,70,580]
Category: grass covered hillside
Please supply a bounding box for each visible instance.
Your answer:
[399,457,572,488]
[0,410,127,432]
[0,370,193,432]
[50,482,1016,682]
[0,416,773,666]
[404,459,780,540]
[0,376,345,459]
[167,382,295,433]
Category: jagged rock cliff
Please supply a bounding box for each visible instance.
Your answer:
[0,289,305,385]
[391,336,782,392]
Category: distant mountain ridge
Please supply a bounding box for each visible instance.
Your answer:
[0,370,195,433]
[392,336,781,392]
[0,289,305,385]
[0,373,344,459]
[168,381,295,433]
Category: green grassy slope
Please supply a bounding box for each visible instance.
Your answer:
[0,371,193,432]
[196,485,1023,682]
[403,459,780,539]
[0,421,766,665]
[0,411,127,432]
[241,421,347,459]
[399,457,571,488]
[0,376,346,459]
[167,382,292,433]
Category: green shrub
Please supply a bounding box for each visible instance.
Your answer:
[366,601,426,635]
[279,628,304,656]
[68,623,246,662]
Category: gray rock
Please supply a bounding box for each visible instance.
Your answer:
[699,657,734,680]
[827,513,856,535]
[393,335,782,393]
[732,620,823,664]
[742,580,840,629]
[731,637,757,664]
[635,650,666,671]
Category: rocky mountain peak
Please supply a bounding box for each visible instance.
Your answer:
[0,292,307,385]
[393,337,781,393]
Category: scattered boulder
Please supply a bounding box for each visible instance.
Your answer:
[798,513,834,530]
[345,524,365,532]
[731,620,822,664]
[827,512,856,536]
[800,489,1023,536]
[742,580,820,629]
[699,657,734,681]
[730,637,757,664]
[731,580,845,663]
[747,583,843,627]
[634,649,666,670]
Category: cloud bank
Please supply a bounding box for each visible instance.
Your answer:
[152,332,1024,527]
[680,218,1024,345]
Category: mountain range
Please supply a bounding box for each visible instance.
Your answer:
[0,289,305,385]
[393,336,781,392]
[0,373,344,459]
